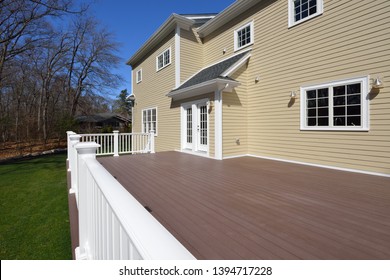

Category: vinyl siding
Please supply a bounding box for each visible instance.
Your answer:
[223,63,248,157]
[180,28,203,84]
[132,31,180,152]
[202,0,390,174]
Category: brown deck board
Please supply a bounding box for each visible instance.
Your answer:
[98,151,390,260]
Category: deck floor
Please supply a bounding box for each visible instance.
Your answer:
[98,152,390,260]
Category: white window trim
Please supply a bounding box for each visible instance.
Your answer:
[300,76,369,131]
[288,0,324,28]
[234,21,254,52]
[136,69,142,84]
[156,47,171,72]
[142,107,158,136]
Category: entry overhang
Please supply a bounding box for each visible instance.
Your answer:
[166,78,240,101]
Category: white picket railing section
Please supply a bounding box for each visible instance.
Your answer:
[79,133,115,155]
[79,131,154,156]
[66,133,195,260]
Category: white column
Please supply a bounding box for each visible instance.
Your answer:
[69,134,81,194]
[214,89,223,160]
[150,130,155,153]
[113,130,119,157]
[74,142,100,260]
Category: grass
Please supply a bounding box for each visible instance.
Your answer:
[0,153,72,260]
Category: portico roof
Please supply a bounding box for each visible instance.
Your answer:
[167,50,251,100]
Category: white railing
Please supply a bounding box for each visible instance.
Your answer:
[73,142,194,260]
[78,130,155,156]
[67,130,155,206]
[65,135,195,260]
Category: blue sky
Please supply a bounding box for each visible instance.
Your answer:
[85,0,235,97]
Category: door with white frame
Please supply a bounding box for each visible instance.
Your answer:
[181,100,209,154]
[197,103,208,152]
[183,105,193,150]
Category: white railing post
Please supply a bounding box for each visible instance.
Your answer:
[150,130,155,153]
[66,131,75,169]
[74,142,100,260]
[113,130,119,157]
[69,134,81,195]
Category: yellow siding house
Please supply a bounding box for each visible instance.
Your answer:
[127,0,390,176]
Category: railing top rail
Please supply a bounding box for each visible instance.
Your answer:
[79,133,114,137]
[119,133,150,136]
[85,158,195,260]
[79,132,150,137]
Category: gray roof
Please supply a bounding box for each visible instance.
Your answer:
[171,51,250,93]
[75,113,130,123]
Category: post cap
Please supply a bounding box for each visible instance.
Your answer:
[75,142,101,155]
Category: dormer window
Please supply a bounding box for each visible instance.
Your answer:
[136,69,142,83]
[156,47,171,71]
[234,21,254,51]
[288,0,323,27]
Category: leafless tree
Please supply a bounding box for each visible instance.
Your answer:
[66,17,122,117]
[0,0,75,86]
[0,0,123,147]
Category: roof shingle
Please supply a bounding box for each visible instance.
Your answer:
[172,50,250,93]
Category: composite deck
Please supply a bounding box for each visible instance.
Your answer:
[98,152,390,260]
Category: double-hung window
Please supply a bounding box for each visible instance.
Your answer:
[136,69,142,83]
[142,107,157,135]
[288,0,323,27]
[300,77,369,131]
[156,47,171,71]
[234,21,254,51]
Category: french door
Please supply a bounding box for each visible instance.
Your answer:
[183,101,208,153]
[197,104,208,152]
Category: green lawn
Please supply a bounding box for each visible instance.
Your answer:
[0,153,72,260]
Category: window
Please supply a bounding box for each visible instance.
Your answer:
[156,47,171,71]
[300,77,369,131]
[136,69,142,83]
[186,107,192,144]
[234,21,254,51]
[288,0,323,27]
[142,108,157,134]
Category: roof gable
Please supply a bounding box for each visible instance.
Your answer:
[173,50,251,92]
[127,14,215,66]
[198,0,260,38]
[167,50,250,100]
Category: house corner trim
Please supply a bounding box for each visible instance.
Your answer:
[214,89,223,160]
[175,26,181,88]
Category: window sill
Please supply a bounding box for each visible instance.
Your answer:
[288,12,323,28]
[156,62,171,72]
[300,127,369,132]
[234,42,253,53]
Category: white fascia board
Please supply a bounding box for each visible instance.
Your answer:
[127,14,194,66]
[221,52,251,77]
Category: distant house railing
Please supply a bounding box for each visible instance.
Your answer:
[66,132,195,260]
